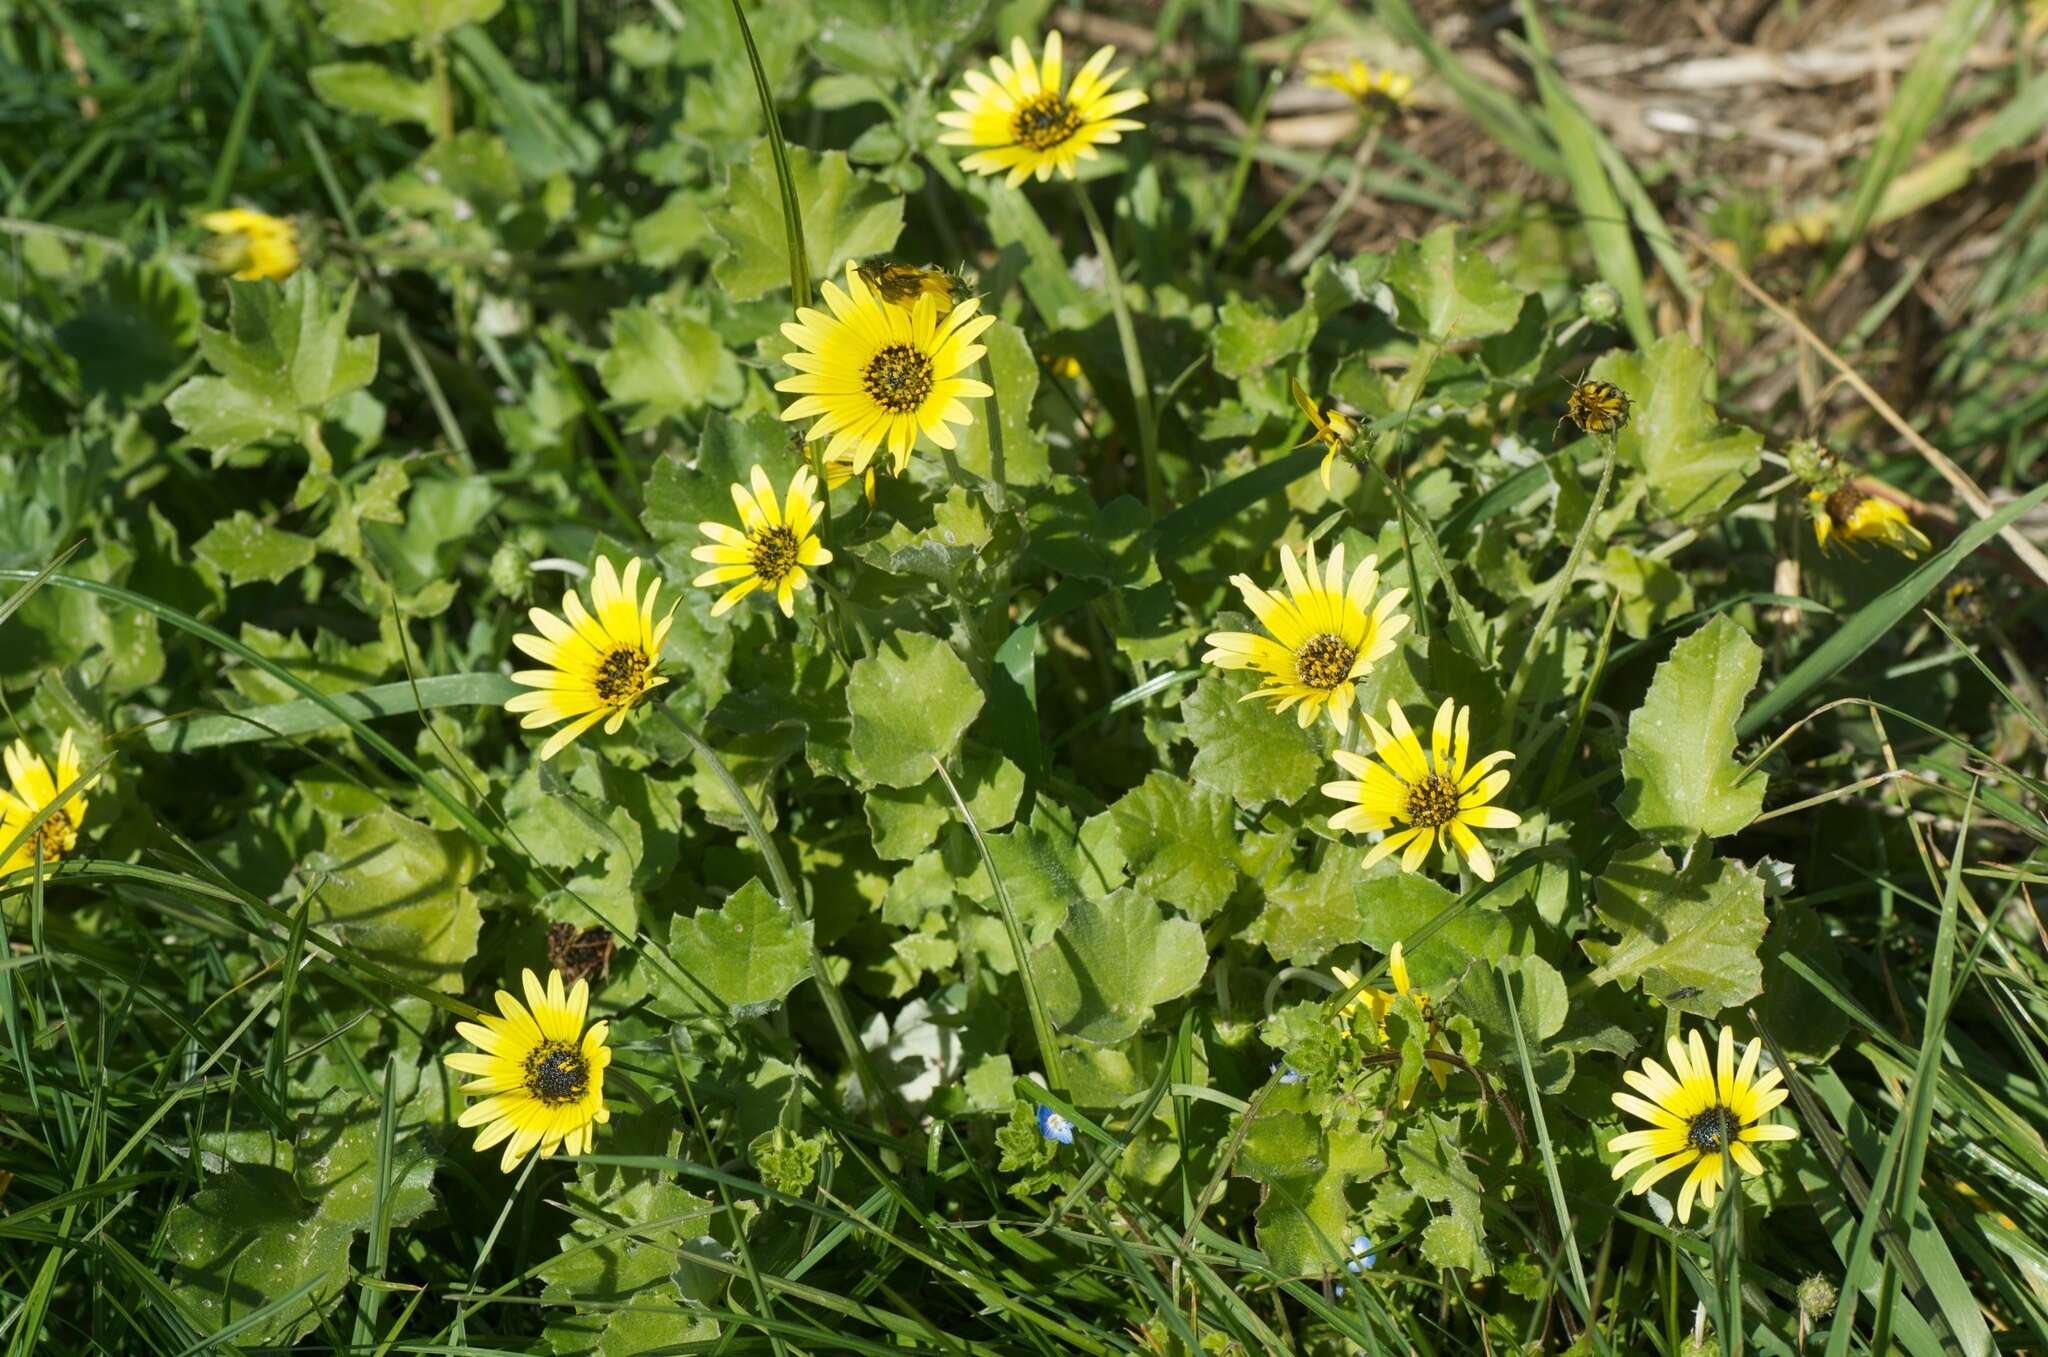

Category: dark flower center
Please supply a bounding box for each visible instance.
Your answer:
[523,1040,589,1106]
[593,646,650,704]
[1403,773,1462,829]
[1293,633,1357,690]
[863,343,935,414]
[1568,380,1628,433]
[1825,486,1865,529]
[31,810,74,863]
[1011,91,1083,150]
[750,525,801,585]
[1688,1105,1739,1153]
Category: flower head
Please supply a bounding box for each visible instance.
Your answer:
[937,31,1148,187]
[1331,943,1452,1091]
[505,556,677,760]
[446,968,612,1173]
[776,261,995,477]
[855,260,969,317]
[199,208,300,281]
[1325,699,1520,881]
[1202,543,1409,735]
[1,732,96,877]
[692,466,833,618]
[1346,1234,1376,1272]
[1558,378,1631,440]
[1310,59,1414,119]
[1607,1028,1797,1225]
[1809,486,1932,560]
[1292,377,1360,491]
[1035,1104,1074,1145]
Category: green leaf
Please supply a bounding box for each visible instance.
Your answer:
[1032,888,1206,1044]
[1618,614,1768,843]
[1594,336,1762,524]
[950,318,1051,488]
[654,878,814,1020]
[867,749,1022,861]
[1396,1113,1492,1277]
[1212,298,1318,381]
[1184,667,1329,809]
[1110,771,1240,921]
[310,808,483,994]
[540,1178,718,1356]
[710,141,904,301]
[597,301,743,432]
[320,0,504,44]
[1353,872,1518,988]
[165,1164,351,1347]
[1384,225,1526,343]
[1248,842,1370,966]
[308,61,437,125]
[1235,1086,1384,1277]
[54,257,198,405]
[1582,841,1768,1016]
[845,631,984,788]
[193,511,318,586]
[981,802,1123,952]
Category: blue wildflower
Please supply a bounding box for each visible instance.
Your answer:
[1270,1061,1308,1086]
[1347,1234,1376,1271]
[1035,1104,1074,1145]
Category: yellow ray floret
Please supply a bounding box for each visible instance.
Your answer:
[504,555,678,761]
[1309,59,1415,117]
[775,261,995,476]
[1291,377,1360,490]
[445,968,613,1174]
[199,208,300,281]
[0,731,97,877]
[1331,942,1453,1092]
[1607,1027,1798,1225]
[1202,542,1408,735]
[691,465,834,618]
[937,31,1148,187]
[1324,698,1521,881]
[1808,486,1932,560]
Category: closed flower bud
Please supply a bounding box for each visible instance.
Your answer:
[1579,281,1620,324]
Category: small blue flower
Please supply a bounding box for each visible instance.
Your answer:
[1270,1061,1308,1086]
[1346,1234,1376,1271]
[1035,1104,1074,1145]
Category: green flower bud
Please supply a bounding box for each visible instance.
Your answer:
[1579,282,1621,323]
[1798,1275,1839,1320]
[489,540,532,601]
[1786,438,1848,491]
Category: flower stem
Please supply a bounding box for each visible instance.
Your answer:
[1504,435,1619,732]
[1283,125,1382,274]
[1071,184,1162,517]
[429,39,455,143]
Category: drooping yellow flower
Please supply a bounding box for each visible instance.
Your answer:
[1325,698,1520,881]
[445,968,613,1173]
[776,261,995,476]
[505,556,677,761]
[1809,486,1932,560]
[0,732,96,877]
[1331,943,1452,1090]
[1557,378,1632,441]
[856,259,969,317]
[1309,59,1415,118]
[692,465,833,618]
[1202,543,1409,735]
[199,208,300,281]
[1291,377,1360,490]
[1607,1028,1798,1225]
[937,31,1148,187]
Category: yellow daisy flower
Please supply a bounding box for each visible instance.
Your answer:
[445,968,613,1174]
[1291,377,1360,490]
[855,259,969,317]
[199,208,300,281]
[1809,486,1932,560]
[936,31,1148,187]
[1331,943,1453,1090]
[505,555,678,761]
[1325,698,1521,881]
[1309,59,1415,118]
[1607,1027,1798,1225]
[775,260,996,476]
[1202,543,1409,735]
[691,465,833,618]
[0,732,97,877]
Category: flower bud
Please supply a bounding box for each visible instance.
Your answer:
[1579,282,1620,324]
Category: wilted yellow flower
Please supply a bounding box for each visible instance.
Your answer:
[1558,378,1631,440]
[776,261,995,476]
[1309,59,1414,118]
[445,969,613,1173]
[505,556,677,760]
[937,31,1148,187]
[1291,377,1359,490]
[1324,698,1520,881]
[1331,942,1452,1090]
[199,208,300,281]
[1,732,96,877]
[1202,543,1409,735]
[692,465,833,618]
[1809,486,1932,560]
[1607,1028,1797,1225]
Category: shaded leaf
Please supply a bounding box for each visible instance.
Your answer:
[1033,888,1206,1044]
[1583,841,1767,1016]
[711,142,904,301]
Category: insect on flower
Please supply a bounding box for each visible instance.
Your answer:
[1556,377,1632,442]
[855,259,971,318]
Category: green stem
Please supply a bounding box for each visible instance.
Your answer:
[1282,125,1382,274]
[429,40,455,143]
[656,703,901,1127]
[1071,184,1162,517]
[1504,436,1618,731]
